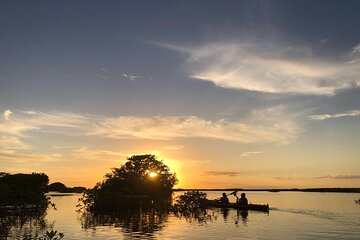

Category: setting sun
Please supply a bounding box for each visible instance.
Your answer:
[149,172,158,178]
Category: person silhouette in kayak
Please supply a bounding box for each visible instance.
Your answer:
[237,192,248,206]
[220,192,229,203]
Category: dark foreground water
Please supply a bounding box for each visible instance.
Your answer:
[2,191,360,239]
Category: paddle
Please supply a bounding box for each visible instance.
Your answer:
[214,190,238,201]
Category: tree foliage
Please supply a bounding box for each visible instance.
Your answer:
[171,191,211,223]
[103,154,178,195]
[80,155,178,211]
[0,173,49,207]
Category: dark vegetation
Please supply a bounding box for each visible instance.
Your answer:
[77,154,180,238]
[0,172,85,209]
[0,172,49,208]
[47,182,86,193]
[0,212,64,239]
[38,230,64,240]
[0,173,66,239]
[79,154,178,212]
[172,191,210,222]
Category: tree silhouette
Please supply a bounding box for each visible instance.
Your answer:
[0,173,49,207]
[103,154,177,195]
[80,154,178,211]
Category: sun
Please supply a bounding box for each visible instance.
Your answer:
[149,172,158,178]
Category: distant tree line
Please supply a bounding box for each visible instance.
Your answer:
[47,182,86,193]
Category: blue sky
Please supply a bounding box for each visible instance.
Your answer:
[1,0,360,188]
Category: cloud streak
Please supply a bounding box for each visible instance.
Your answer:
[0,106,300,163]
[71,147,127,162]
[308,110,360,120]
[0,109,93,163]
[272,176,294,181]
[0,135,30,154]
[0,110,92,136]
[0,106,300,144]
[349,43,360,64]
[240,151,263,157]
[162,145,184,151]
[91,106,300,144]
[121,73,139,81]
[157,41,360,95]
[315,174,360,180]
[203,171,241,177]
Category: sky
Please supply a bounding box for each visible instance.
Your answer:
[1,0,360,188]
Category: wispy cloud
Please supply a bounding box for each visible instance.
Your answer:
[0,109,92,136]
[98,67,110,80]
[121,73,139,81]
[100,67,109,73]
[0,151,62,163]
[308,110,360,120]
[0,105,301,149]
[349,43,360,64]
[0,109,93,162]
[3,109,12,120]
[272,176,294,181]
[71,146,127,162]
[0,135,30,154]
[0,106,300,163]
[156,41,360,95]
[91,106,300,144]
[203,171,241,177]
[240,151,263,157]
[315,174,360,180]
[162,145,184,151]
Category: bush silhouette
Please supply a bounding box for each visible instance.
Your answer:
[0,172,49,207]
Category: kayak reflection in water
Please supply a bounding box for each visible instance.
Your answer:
[236,210,249,225]
[221,208,229,221]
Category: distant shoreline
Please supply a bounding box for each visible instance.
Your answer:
[46,192,77,196]
[173,188,360,193]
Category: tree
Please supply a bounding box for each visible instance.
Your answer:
[0,173,49,207]
[102,154,178,196]
[80,154,178,211]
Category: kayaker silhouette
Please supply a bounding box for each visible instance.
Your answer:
[220,192,229,203]
[237,192,248,206]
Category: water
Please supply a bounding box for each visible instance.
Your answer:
[2,191,360,239]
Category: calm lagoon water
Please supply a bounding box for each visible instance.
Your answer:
[4,191,360,239]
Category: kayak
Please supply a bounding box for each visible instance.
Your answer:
[203,200,269,212]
